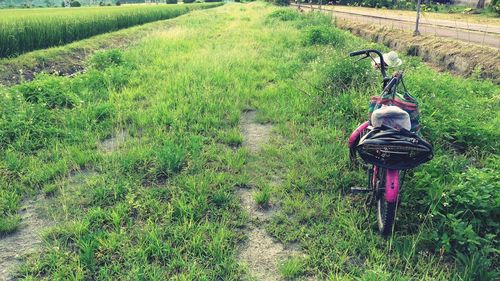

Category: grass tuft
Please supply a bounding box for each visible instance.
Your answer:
[253,185,271,207]
[279,256,307,279]
[302,25,347,47]
[0,215,21,234]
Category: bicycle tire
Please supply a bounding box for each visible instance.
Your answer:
[374,167,397,237]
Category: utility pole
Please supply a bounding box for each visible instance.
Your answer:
[414,0,422,36]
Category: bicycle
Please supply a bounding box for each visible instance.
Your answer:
[347,49,433,237]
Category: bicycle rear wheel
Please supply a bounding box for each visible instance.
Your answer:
[374,167,398,237]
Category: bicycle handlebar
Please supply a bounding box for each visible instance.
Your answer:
[349,49,387,79]
[349,50,368,57]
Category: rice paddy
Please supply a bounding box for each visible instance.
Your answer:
[0,3,222,58]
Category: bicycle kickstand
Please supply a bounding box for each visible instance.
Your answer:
[363,194,375,225]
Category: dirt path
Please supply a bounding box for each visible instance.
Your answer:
[328,5,500,33]
[99,129,128,153]
[303,4,500,25]
[238,110,304,281]
[0,195,50,281]
[0,130,126,280]
[293,4,500,48]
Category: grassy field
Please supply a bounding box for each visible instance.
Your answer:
[0,2,498,280]
[0,3,222,58]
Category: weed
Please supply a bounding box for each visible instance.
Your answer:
[42,184,59,196]
[0,215,21,234]
[156,141,187,177]
[320,56,373,95]
[16,74,79,109]
[267,9,300,21]
[297,11,332,28]
[218,128,244,147]
[87,49,124,71]
[279,256,307,279]
[253,185,271,207]
[302,25,347,47]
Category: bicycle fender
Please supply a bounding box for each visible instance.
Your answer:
[348,121,369,148]
[385,169,399,203]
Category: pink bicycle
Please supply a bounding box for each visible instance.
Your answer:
[348,49,433,236]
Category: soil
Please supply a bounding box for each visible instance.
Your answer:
[99,129,128,153]
[0,195,51,281]
[238,110,306,281]
[241,110,273,154]
[238,227,302,281]
[237,187,275,222]
[0,166,100,280]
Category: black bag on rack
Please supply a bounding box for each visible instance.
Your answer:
[356,125,433,170]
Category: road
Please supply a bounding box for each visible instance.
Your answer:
[291,4,500,48]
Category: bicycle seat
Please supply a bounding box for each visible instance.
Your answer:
[371,106,411,131]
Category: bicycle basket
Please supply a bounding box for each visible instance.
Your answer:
[356,126,433,170]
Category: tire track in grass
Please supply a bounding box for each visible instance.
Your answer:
[0,195,51,281]
[98,129,128,153]
[0,129,128,280]
[238,110,304,281]
[0,169,98,280]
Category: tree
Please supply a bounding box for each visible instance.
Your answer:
[477,0,486,8]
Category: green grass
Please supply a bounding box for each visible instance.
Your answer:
[253,185,271,206]
[0,3,498,280]
[279,256,307,279]
[0,3,222,58]
[0,215,21,234]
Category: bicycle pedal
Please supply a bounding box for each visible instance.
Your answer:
[350,187,371,194]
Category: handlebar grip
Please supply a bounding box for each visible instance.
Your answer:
[349,50,367,57]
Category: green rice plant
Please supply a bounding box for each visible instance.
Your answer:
[0,3,222,58]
